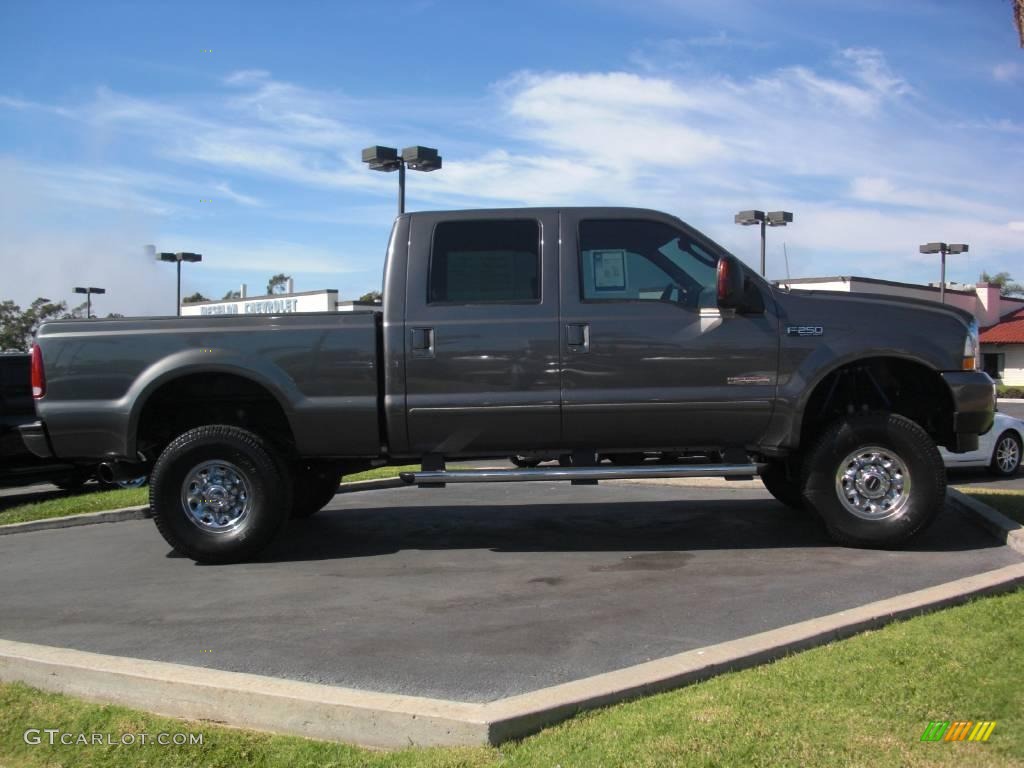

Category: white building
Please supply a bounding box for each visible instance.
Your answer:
[776,276,1024,385]
[180,283,381,317]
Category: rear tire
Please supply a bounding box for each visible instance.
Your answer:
[150,425,291,563]
[988,431,1022,477]
[802,413,945,548]
[760,459,804,510]
[290,463,342,518]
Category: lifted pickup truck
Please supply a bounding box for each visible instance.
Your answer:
[22,207,995,562]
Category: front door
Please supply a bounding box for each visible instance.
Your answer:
[558,211,779,452]
[404,210,561,455]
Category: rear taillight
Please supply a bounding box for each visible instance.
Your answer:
[30,343,45,398]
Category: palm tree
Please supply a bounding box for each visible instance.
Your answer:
[1016,0,1024,47]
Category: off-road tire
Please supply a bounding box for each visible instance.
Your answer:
[290,463,343,518]
[760,459,805,510]
[802,412,945,548]
[150,425,291,563]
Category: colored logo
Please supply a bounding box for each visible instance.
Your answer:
[921,721,996,742]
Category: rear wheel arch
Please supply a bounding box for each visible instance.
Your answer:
[132,371,297,462]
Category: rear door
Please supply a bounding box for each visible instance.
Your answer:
[558,211,779,451]
[403,210,561,455]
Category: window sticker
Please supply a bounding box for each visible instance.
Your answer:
[592,249,627,291]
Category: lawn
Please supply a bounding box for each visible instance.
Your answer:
[1,588,1022,767]
[0,465,420,527]
[956,488,1024,525]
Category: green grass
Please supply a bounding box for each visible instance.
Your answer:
[0,465,421,527]
[0,487,148,526]
[958,488,1024,525]
[1,588,1022,767]
[343,464,418,482]
[996,384,1024,399]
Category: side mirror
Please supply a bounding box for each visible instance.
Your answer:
[716,254,745,310]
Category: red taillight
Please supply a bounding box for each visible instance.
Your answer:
[30,343,45,399]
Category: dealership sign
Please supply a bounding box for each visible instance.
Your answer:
[180,290,338,317]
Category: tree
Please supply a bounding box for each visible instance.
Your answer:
[979,271,1024,297]
[222,290,241,300]
[62,302,89,319]
[1015,0,1024,46]
[0,297,68,351]
[182,292,209,304]
[359,290,383,303]
[267,274,291,295]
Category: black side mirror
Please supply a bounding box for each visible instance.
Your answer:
[716,254,745,310]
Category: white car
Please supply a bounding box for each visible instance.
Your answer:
[940,411,1023,476]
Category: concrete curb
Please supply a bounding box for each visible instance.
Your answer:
[0,506,151,536]
[2,562,1022,748]
[949,488,1024,555]
[0,478,407,536]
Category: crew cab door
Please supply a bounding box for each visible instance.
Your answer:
[404,211,561,455]
[558,211,779,451]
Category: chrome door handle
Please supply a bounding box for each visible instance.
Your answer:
[411,327,434,358]
[566,323,590,352]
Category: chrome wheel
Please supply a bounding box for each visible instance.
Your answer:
[995,435,1021,474]
[834,446,911,521]
[180,460,251,533]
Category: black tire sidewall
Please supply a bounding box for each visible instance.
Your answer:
[760,460,804,510]
[803,413,945,546]
[290,464,342,518]
[150,426,289,563]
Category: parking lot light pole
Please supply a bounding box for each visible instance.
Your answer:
[73,286,106,318]
[361,145,442,214]
[150,247,203,316]
[734,210,793,276]
[919,242,969,303]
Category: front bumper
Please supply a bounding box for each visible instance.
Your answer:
[941,370,996,452]
[18,421,54,459]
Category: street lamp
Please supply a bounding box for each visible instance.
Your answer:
[149,246,202,316]
[734,210,793,276]
[919,242,969,304]
[361,145,442,214]
[73,286,106,318]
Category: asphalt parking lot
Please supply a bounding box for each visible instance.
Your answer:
[1,481,1020,703]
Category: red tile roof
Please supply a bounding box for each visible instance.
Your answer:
[981,307,1024,343]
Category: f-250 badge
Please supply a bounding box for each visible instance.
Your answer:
[786,325,824,337]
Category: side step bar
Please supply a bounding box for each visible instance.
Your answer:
[400,463,761,486]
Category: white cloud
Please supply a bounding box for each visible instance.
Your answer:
[993,62,1021,82]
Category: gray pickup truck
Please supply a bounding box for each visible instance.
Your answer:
[22,207,995,562]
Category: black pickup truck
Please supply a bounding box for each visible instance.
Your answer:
[22,207,995,562]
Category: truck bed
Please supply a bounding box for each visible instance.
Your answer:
[34,312,382,460]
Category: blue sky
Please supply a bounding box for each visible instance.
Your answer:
[1,0,1022,316]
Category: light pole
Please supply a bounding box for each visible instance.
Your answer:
[361,145,442,214]
[73,286,106,318]
[734,210,793,276]
[919,242,968,303]
[148,246,203,316]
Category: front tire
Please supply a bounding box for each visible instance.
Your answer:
[802,413,945,548]
[760,459,804,510]
[989,431,1022,477]
[150,425,291,563]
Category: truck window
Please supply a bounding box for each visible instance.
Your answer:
[429,220,540,303]
[578,219,718,307]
